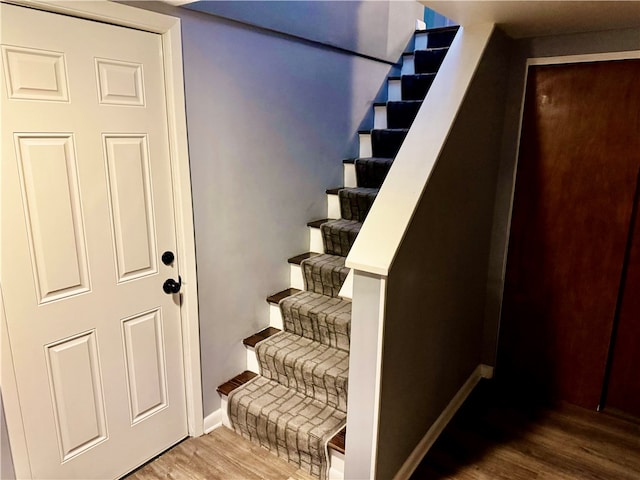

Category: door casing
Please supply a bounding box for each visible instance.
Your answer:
[0,1,203,477]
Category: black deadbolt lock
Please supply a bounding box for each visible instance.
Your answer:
[162,251,175,266]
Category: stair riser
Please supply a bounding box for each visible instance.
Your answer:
[290,264,304,290]
[414,32,428,51]
[358,132,372,158]
[388,78,401,102]
[374,105,387,130]
[309,225,324,253]
[401,74,435,101]
[344,163,357,188]
[387,102,421,129]
[401,54,415,75]
[269,304,283,330]
[414,49,447,74]
[328,192,340,218]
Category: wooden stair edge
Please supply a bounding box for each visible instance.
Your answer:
[243,326,282,348]
[328,427,346,454]
[307,218,330,228]
[415,25,460,35]
[288,252,321,265]
[216,370,258,396]
[266,287,301,305]
[325,187,343,195]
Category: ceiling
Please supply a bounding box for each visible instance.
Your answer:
[422,1,640,38]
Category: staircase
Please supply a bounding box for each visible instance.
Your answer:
[217,25,459,479]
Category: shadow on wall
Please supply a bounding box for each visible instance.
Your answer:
[1,390,16,480]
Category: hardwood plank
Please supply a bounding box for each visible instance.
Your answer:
[415,381,640,480]
[267,288,301,305]
[243,327,281,348]
[216,370,257,396]
[127,427,315,480]
[328,427,345,454]
[307,218,329,229]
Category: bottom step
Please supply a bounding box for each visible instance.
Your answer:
[217,371,346,479]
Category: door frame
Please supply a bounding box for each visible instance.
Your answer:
[0,1,203,477]
[495,49,640,372]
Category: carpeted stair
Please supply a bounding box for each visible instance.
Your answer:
[223,25,459,479]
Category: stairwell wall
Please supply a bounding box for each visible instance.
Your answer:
[121,1,408,419]
[374,30,510,479]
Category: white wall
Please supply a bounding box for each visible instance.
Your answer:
[483,26,640,366]
[184,1,424,63]
[124,1,412,418]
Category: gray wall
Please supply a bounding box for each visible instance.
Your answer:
[1,393,15,480]
[124,1,411,417]
[375,30,511,480]
[483,26,640,366]
[184,1,424,63]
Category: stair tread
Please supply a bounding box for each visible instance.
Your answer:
[307,218,330,228]
[243,326,282,348]
[418,25,460,34]
[288,252,321,265]
[228,376,346,479]
[342,158,357,164]
[256,331,349,411]
[281,290,352,351]
[216,370,258,396]
[372,128,409,133]
[328,427,346,454]
[300,253,349,297]
[267,287,301,304]
[326,187,343,195]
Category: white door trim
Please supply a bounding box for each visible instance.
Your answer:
[0,1,203,477]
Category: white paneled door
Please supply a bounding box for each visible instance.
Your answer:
[1,4,188,478]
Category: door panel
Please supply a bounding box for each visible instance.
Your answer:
[606,177,640,418]
[1,4,187,478]
[499,60,640,409]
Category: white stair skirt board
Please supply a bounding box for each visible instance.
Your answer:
[401,54,415,75]
[269,304,284,330]
[309,225,324,253]
[388,78,402,102]
[414,32,428,51]
[392,364,494,480]
[344,163,357,188]
[204,408,225,433]
[328,192,341,219]
[415,19,427,31]
[290,264,304,290]
[359,133,372,158]
[246,346,259,374]
[374,105,388,130]
[338,268,354,299]
[329,450,345,480]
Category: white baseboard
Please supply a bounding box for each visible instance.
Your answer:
[203,408,224,434]
[392,363,489,480]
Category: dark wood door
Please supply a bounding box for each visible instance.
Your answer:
[606,172,640,418]
[499,60,640,409]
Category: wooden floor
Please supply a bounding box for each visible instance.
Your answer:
[413,381,640,479]
[125,426,314,480]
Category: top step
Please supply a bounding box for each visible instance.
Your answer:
[414,26,459,51]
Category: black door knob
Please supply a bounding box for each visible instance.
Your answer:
[163,276,182,294]
[162,251,175,266]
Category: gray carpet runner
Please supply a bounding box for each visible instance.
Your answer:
[301,253,349,297]
[227,26,458,479]
[339,187,378,222]
[320,219,362,257]
[228,375,346,479]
